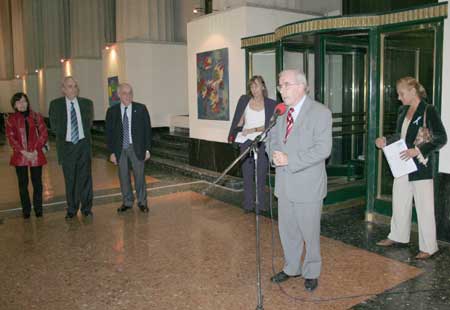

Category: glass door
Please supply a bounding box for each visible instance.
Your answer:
[321,36,368,172]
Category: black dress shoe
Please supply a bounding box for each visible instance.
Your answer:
[117,205,132,213]
[138,204,149,213]
[35,211,43,218]
[65,212,75,219]
[304,278,318,291]
[243,209,253,214]
[270,271,301,283]
[23,213,31,219]
[82,210,93,217]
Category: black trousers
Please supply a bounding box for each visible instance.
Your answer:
[15,166,43,216]
[239,141,269,211]
[61,139,93,214]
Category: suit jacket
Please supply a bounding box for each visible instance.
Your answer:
[268,96,332,203]
[105,102,152,161]
[228,95,277,143]
[386,101,447,181]
[49,97,93,164]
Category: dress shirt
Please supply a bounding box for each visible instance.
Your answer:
[65,97,85,142]
[120,103,133,144]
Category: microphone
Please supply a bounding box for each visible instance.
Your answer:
[270,103,287,123]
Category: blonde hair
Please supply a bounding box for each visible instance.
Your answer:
[396,76,427,99]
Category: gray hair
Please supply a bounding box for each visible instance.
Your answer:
[61,76,78,87]
[118,83,133,95]
[279,69,308,88]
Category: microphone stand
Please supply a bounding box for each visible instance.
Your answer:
[202,119,278,310]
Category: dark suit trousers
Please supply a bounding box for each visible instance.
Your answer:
[240,141,269,211]
[15,166,43,215]
[61,139,93,214]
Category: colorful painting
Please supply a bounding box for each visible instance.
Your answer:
[108,76,120,106]
[197,48,229,120]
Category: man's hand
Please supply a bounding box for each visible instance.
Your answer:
[145,151,151,161]
[110,153,117,165]
[273,151,288,166]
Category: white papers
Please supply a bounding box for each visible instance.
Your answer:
[382,139,417,178]
[235,131,266,143]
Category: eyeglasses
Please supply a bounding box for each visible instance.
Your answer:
[276,83,299,92]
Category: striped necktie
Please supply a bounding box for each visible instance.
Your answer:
[122,107,130,149]
[70,102,79,144]
[284,107,294,143]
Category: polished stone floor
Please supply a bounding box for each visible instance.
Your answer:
[0,143,450,310]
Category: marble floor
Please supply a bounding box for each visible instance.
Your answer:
[0,143,450,309]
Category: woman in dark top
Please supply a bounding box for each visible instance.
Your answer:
[375,77,447,259]
[6,92,48,218]
[228,76,276,213]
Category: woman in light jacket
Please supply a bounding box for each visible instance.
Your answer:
[375,77,447,259]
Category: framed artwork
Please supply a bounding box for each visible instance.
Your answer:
[196,48,229,120]
[108,76,120,106]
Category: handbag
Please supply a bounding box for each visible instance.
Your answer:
[413,105,432,147]
[32,114,50,153]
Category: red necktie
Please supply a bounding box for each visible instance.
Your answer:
[284,107,294,143]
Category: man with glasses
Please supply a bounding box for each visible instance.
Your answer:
[268,69,332,292]
[105,83,152,214]
[49,76,94,219]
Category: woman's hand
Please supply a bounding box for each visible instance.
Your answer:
[375,137,386,149]
[242,128,253,136]
[400,148,419,161]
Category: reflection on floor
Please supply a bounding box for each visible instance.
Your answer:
[0,143,449,309]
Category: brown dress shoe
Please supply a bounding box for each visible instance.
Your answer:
[415,251,432,260]
[376,239,397,246]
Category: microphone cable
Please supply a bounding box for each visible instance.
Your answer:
[264,133,450,304]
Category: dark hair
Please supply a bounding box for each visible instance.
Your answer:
[10,92,30,112]
[247,75,268,98]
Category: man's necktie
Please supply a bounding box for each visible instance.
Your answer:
[122,107,130,149]
[70,102,79,144]
[284,107,294,143]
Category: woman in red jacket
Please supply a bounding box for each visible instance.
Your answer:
[6,92,48,218]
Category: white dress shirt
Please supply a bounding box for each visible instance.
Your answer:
[120,103,133,144]
[290,95,307,122]
[65,97,85,142]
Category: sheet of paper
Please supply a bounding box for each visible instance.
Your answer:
[382,139,418,178]
[234,131,265,143]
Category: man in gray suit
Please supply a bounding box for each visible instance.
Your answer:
[268,69,332,292]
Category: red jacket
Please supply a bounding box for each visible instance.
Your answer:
[6,110,48,167]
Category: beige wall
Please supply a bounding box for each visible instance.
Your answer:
[102,42,188,127]
[187,6,315,142]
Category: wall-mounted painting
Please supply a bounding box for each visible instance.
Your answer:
[108,76,120,106]
[197,48,229,121]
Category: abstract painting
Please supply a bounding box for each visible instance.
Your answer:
[197,48,229,120]
[108,76,120,106]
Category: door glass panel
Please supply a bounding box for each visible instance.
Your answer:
[249,50,276,100]
[378,27,435,199]
[324,46,367,167]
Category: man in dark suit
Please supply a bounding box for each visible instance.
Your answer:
[105,83,152,213]
[49,76,94,219]
[268,69,332,292]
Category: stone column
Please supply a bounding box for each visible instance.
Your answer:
[70,0,115,58]
[0,0,14,79]
[116,0,175,42]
